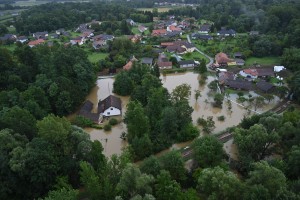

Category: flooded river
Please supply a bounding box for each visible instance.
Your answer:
[78,72,280,158]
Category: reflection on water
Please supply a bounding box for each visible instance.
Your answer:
[74,72,280,158]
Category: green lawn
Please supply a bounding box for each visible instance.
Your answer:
[131,27,140,35]
[87,52,108,63]
[245,57,281,66]
[13,0,50,7]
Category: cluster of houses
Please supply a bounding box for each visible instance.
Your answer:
[191,24,236,41]
[151,18,192,38]
[217,63,286,93]
[78,95,122,124]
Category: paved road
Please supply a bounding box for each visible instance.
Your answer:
[187,34,214,68]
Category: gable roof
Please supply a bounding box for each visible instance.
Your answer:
[123,61,133,70]
[256,81,274,92]
[218,71,235,84]
[256,68,274,77]
[218,29,236,35]
[215,52,232,64]
[78,100,99,122]
[199,24,211,32]
[178,60,195,65]
[28,39,45,46]
[98,95,122,113]
[226,79,252,90]
[141,57,153,65]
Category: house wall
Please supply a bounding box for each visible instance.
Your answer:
[239,71,257,79]
[180,64,195,69]
[103,107,121,116]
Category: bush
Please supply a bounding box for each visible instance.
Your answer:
[72,115,94,128]
[237,91,244,97]
[217,116,225,121]
[103,124,112,131]
[109,118,118,126]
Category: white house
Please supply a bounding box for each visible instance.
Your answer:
[98,95,122,117]
[239,69,258,79]
[178,60,196,69]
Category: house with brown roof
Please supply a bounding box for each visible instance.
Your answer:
[167,25,182,32]
[70,37,85,45]
[157,53,172,69]
[215,52,233,67]
[256,81,274,93]
[28,39,45,48]
[98,95,122,117]
[218,71,235,85]
[138,25,147,33]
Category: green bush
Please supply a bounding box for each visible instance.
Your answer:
[217,116,225,121]
[72,115,94,128]
[109,118,118,126]
[103,124,112,131]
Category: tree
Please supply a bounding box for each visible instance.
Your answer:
[192,136,225,168]
[155,170,183,200]
[131,135,153,160]
[282,48,300,72]
[160,151,186,182]
[246,161,288,199]
[0,24,8,35]
[194,89,201,101]
[234,124,279,171]
[117,164,154,199]
[289,71,300,102]
[113,71,134,96]
[36,114,71,154]
[42,188,78,200]
[286,145,300,179]
[124,101,150,143]
[120,19,132,35]
[198,59,207,73]
[249,96,265,111]
[0,106,37,140]
[171,83,191,103]
[197,166,244,200]
[213,93,224,108]
[140,156,162,177]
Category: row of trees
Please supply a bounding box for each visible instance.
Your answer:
[14,2,153,35]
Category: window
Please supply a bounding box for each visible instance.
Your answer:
[110,108,113,110]
[107,112,110,115]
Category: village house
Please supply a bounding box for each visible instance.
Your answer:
[138,25,147,33]
[239,69,258,79]
[126,19,136,26]
[98,95,122,117]
[78,100,100,123]
[33,31,48,39]
[56,28,65,35]
[70,36,85,45]
[249,31,259,36]
[50,33,60,39]
[81,30,94,38]
[92,34,114,42]
[167,25,182,32]
[152,29,167,37]
[28,39,45,48]
[16,36,28,43]
[218,71,235,85]
[0,34,16,42]
[239,68,274,80]
[141,57,153,66]
[127,35,141,43]
[123,55,138,71]
[162,41,195,54]
[75,24,88,32]
[199,24,211,34]
[214,52,233,67]
[157,53,172,69]
[226,79,252,91]
[217,28,236,37]
[86,20,101,28]
[256,80,274,93]
[178,60,196,69]
[235,58,245,66]
[164,31,182,38]
[191,33,213,40]
[92,40,106,50]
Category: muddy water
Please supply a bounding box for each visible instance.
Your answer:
[83,78,129,157]
[81,72,280,158]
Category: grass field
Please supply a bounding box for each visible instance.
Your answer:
[245,57,281,66]
[137,7,178,13]
[87,52,108,63]
[13,0,50,7]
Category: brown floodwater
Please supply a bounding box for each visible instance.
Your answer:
[75,72,280,158]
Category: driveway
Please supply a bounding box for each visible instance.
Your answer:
[187,35,214,68]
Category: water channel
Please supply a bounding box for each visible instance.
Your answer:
[79,72,280,158]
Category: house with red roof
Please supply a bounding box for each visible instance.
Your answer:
[239,69,258,79]
[28,39,45,48]
[70,37,85,45]
[167,25,182,32]
[151,29,167,37]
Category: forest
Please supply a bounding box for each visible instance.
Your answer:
[0,0,300,199]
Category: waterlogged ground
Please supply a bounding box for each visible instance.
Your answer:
[79,72,280,158]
